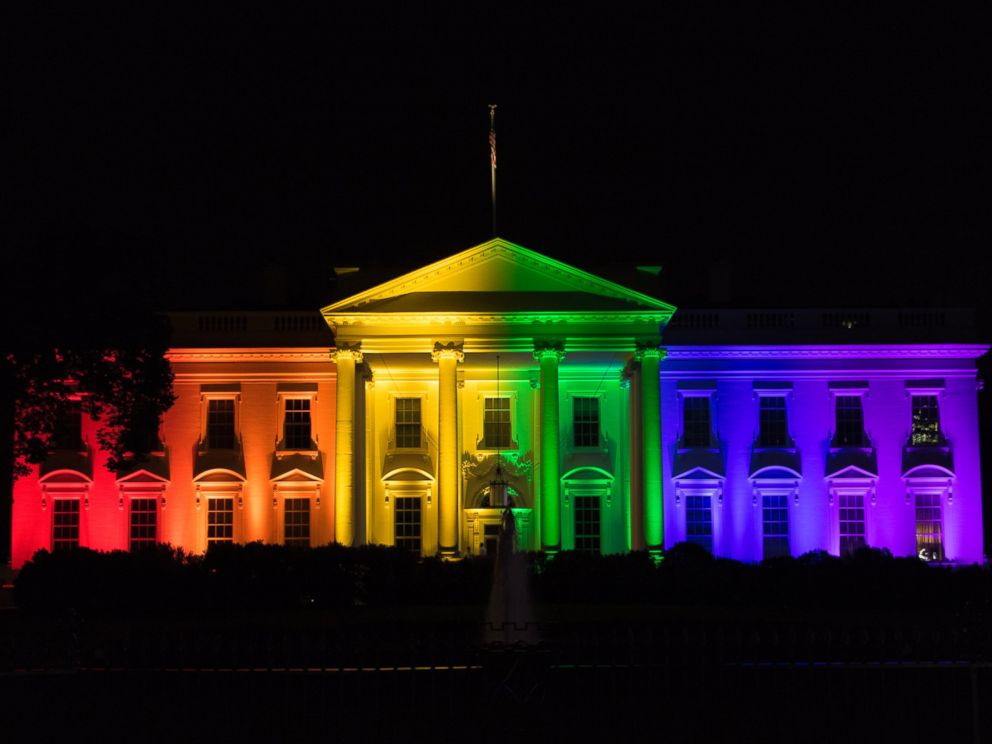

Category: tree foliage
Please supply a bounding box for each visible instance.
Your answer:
[3,229,176,479]
[9,330,175,476]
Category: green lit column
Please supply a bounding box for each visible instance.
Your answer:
[332,343,363,547]
[535,342,565,553]
[432,342,464,557]
[636,344,666,555]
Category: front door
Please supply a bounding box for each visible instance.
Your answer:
[464,508,534,555]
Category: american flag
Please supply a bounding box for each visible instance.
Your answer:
[489,129,497,170]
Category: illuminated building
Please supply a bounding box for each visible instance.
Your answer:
[10,239,987,566]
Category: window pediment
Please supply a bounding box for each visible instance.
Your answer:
[116,468,170,485]
[561,465,614,483]
[271,452,324,482]
[902,464,955,481]
[826,449,877,479]
[672,464,725,482]
[40,449,93,481]
[38,469,92,485]
[826,463,878,481]
[563,452,613,482]
[194,444,245,480]
[750,466,803,481]
[382,452,435,482]
[192,468,246,483]
[673,450,725,480]
[749,449,801,479]
[902,446,953,476]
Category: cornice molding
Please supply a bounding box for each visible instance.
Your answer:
[167,348,333,363]
[320,238,676,316]
[665,345,989,360]
[662,369,980,381]
[328,310,673,327]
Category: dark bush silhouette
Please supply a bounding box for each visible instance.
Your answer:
[13,541,992,615]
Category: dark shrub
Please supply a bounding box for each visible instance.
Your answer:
[13,542,992,614]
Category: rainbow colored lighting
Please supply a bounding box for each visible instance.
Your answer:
[10,240,986,566]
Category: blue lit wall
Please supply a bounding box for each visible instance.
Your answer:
[661,345,985,563]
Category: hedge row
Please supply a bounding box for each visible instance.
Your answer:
[13,542,992,613]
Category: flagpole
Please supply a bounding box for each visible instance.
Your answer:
[489,104,497,237]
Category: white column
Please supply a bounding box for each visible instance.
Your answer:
[432,342,464,557]
[535,342,565,553]
[332,344,363,546]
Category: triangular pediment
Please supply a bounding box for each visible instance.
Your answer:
[322,238,675,316]
[116,469,170,484]
[826,464,878,481]
[271,453,325,482]
[272,470,324,483]
[672,465,726,482]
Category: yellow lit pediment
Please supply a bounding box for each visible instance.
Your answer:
[322,238,676,353]
[322,238,675,317]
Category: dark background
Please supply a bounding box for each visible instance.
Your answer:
[3,3,990,554]
[4,3,990,313]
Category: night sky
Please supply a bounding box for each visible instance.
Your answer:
[5,4,990,315]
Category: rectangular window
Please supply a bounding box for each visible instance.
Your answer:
[915,492,944,562]
[911,395,941,446]
[762,493,790,559]
[206,399,236,449]
[573,494,601,553]
[835,396,865,447]
[758,396,788,447]
[484,397,511,449]
[682,397,712,448]
[283,399,312,449]
[207,497,234,544]
[685,494,713,553]
[395,398,422,449]
[129,497,158,550]
[284,498,311,547]
[52,499,80,551]
[573,397,600,448]
[53,400,83,450]
[394,495,422,553]
[838,492,866,555]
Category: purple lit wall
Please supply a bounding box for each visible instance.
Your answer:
[661,345,986,563]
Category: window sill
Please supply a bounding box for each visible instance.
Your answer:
[275,448,320,458]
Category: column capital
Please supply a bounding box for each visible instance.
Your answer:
[431,341,465,363]
[533,341,565,363]
[331,342,363,364]
[634,342,667,362]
